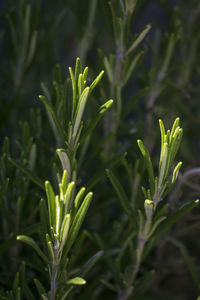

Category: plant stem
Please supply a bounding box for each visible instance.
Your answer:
[50,241,60,300]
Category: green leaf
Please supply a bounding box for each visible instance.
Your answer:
[155,200,199,236]
[69,66,77,115]
[133,270,155,296]
[106,169,133,220]
[158,142,168,187]
[56,149,71,180]
[65,192,93,254]
[19,261,25,298]
[64,181,75,214]
[34,278,47,296]
[60,214,71,250]
[89,70,104,92]
[104,56,113,82]
[109,2,118,43]
[79,250,104,276]
[27,30,37,66]
[126,24,151,56]
[12,272,19,296]
[39,95,65,141]
[0,178,9,203]
[39,199,49,240]
[171,161,182,185]
[122,51,144,86]
[170,117,180,143]
[74,187,86,209]
[159,119,165,148]
[8,157,44,189]
[55,195,61,235]
[73,87,90,139]
[61,170,68,194]
[74,57,82,84]
[17,235,49,264]
[82,99,113,139]
[45,181,56,229]
[54,64,63,84]
[159,33,176,80]
[82,67,88,83]
[66,277,86,285]
[181,248,200,292]
[137,140,155,195]
[46,234,55,261]
[78,73,83,97]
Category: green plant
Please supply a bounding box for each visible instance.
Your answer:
[1,1,200,300]
[106,118,198,299]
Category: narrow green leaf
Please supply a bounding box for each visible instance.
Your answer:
[54,64,63,84]
[39,95,65,141]
[170,117,180,143]
[171,161,182,185]
[137,140,155,195]
[123,51,144,86]
[45,181,56,229]
[2,136,10,155]
[0,178,9,203]
[60,214,71,249]
[69,66,77,115]
[17,235,49,264]
[24,279,37,300]
[56,149,71,180]
[66,192,93,253]
[73,87,90,139]
[64,181,75,214]
[61,170,68,195]
[133,270,155,296]
[181,248,200,291]
[159,119,165,148]
[74,187,86,209]
[79,250,104,276]
[39,199,49,239]
[155,200,199,236]
[109,2,118,43]
[90,70,104,92]
[66,277,86,285]
[159,33,176,80]
[126,24,151,56]
[74,57,82,84]
[27,30,37,66]
[104,57,113,82]
[101,279,117,292]
[19,261,25,297]
[158,142,168,188]
[8,157,44,189]
[55,195,61,235]
[106,169,132,218]
[153,203,168,223]
[13,272,19,295]
[34,278,47,296]
[78,73,83,97]
[82,67,88,83]
[46,237,55,262]
[82,99,114,140]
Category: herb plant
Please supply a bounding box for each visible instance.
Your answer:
[0,1,200,300]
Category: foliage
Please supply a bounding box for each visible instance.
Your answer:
[0,0,200,299]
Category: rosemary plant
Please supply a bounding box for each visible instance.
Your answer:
[1,1,200,299]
